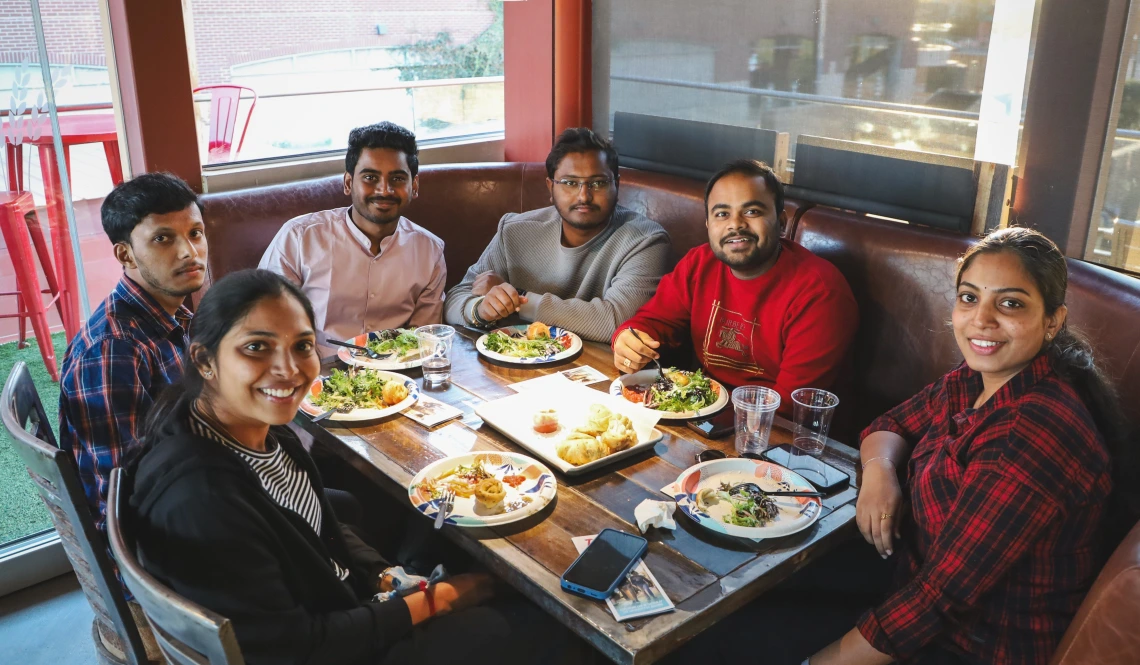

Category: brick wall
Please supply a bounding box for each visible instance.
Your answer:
[0,0,497,83]
[0,0,106,65]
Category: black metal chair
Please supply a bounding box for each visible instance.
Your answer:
[107,467,245,665]
[1,361,151,665]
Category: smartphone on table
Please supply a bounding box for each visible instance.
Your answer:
[761,444,850,493]
[686,408,735,439]
[560,528,649,600]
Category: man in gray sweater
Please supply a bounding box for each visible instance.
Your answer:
[444,128,671,342]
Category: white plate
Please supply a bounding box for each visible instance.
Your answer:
[408,452,557,527]
[337,330,424,370]
[610,370,730,420]
[671,458,822,540]
[475,383,664,476]
[475,324,583,365]
[299,370,419,422]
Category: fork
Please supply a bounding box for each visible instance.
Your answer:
[730,482,823,498]
[327,339,392,360]
[433,489,456,529]
[627,327,664,380]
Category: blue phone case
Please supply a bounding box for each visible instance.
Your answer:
[559,529,648,600]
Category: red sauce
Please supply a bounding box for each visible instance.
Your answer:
[502,474,526,488]
[533,421,559,434]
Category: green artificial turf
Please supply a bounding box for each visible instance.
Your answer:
[0,332,68,545]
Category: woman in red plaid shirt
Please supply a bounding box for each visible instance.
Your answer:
[811,228,1133,665]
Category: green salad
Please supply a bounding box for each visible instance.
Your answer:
[365,328,421,360]
[483,331,567,358]
[641,368,718,412]
[697,482,780,528]
[311,368,392,412]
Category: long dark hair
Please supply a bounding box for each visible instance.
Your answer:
[144,269,316,442]
[957,227,1139,524]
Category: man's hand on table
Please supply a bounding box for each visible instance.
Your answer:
[474,271,528,322]
[613,328,660,373]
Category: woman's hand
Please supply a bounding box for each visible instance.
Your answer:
[404,572,497,625]
[856,460,903,558]
[431,573,496,615]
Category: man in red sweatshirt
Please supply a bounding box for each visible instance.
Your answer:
[612,159,857,417]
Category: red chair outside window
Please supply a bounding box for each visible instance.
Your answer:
[193,85,257,163]
[0,192,69,381]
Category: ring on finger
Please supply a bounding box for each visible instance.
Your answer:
[881,512,892,520]
[624,358,631,368]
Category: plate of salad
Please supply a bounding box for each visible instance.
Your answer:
[610,368,728,420]
[338,328,424,370]
[671,458,822,540]
[299,367,419,423]
[475,322,582,365]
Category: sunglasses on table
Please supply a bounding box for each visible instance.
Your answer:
[695,450,764,463]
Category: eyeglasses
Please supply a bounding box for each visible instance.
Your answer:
[554,178,613,192]
[695,449,763,463]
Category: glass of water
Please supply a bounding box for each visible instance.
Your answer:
[415,324,455,384]
[731,386,781,456]
[789,388,839,484]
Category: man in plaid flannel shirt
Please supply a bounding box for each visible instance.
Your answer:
[59,172,208,533]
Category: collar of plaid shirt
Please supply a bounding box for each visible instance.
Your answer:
[945,352,1053,419]
[114,275,193,338]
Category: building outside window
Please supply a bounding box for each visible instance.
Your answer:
[184,0,506,165]
[1088,6,1140,276]
[1,0,122,576]
[595,0,1024,163]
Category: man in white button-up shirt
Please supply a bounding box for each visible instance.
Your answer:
[259,122,446,351]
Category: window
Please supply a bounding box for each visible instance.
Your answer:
[1088,5,1140,275]
[185,0,506,166]
[2,0,124,586]
[594,0,1036,163]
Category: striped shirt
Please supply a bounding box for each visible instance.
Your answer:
[443,204,671,342]
[189,409,350,581]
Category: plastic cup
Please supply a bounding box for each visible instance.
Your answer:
[789,388,839,482]
[731,386,781,456]
[415,324,455,384]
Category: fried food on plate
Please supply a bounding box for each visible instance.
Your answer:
[382,380,410,406]
[526,321,551,340]
[555,405,638,466]
[474,477,507,508]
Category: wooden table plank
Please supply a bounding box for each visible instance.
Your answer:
[301,332,862,665]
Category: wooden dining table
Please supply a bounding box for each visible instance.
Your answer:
[298,329,861,665]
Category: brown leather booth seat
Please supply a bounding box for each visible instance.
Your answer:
[201,162,1136,430]
[792,207,1140,435]
[201,161,1139,664]
[1050,520,1140,665]
[199,163,804,292]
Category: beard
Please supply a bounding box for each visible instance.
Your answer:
[136,257,203,299]
[710,232,780,271]
[554,199,615,231]
[353,195,403,226]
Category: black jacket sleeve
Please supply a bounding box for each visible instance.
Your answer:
[340,523,387,588]
[141,469,413,665]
